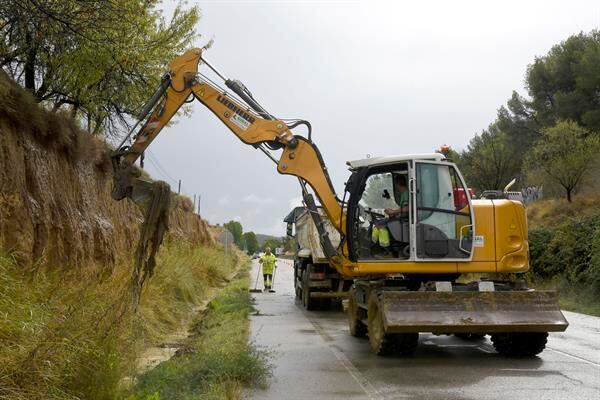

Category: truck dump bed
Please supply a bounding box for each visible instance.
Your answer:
[293,207,341,263]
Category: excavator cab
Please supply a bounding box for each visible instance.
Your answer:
[345,154,475,263]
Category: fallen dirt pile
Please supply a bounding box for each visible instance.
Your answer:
[0,71,212,271]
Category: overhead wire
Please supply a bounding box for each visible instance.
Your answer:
[144,150,179,186]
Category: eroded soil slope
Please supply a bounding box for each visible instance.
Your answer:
[0,72,211,269]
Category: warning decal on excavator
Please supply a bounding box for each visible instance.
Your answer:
[474,235,484,247]
[231,113,250,130]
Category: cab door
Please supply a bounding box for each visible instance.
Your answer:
[412,161,475,261]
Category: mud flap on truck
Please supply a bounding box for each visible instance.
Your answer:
[381,290,569,334]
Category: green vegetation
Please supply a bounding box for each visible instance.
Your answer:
[128,274,272,400]
[261,238,284,252]
[527,196,600,316]
[526,121,599,202]
[451,30,600,197]
[242,231,259,255]
[440,30,600,315]
[0,242,243,399]
[0,1,199,135]
[224,220,244,248]
[459,130,520,191]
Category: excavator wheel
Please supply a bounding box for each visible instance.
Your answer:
[348,288,367,337]
[367,293,418,356]
[394,332,419,356]
[491,332,548,357]
[455,333,486,341]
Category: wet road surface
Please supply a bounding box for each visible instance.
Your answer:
[245,259,600,400]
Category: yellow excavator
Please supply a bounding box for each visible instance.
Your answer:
[111,48,568,357]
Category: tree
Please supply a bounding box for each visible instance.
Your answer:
[262,238,283,252]
[242,231,259,255]
[459,126,522,192]
[495,91,542,158]
[524,31,600,132]
[224,220,243,248]
[0,0,199,135]
[526,120,599,202]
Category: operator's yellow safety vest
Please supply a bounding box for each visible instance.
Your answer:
[259,253,277,274]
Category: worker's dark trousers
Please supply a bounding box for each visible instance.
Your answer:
[263,273,273,289]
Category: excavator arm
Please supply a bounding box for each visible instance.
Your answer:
[112,48,343,260]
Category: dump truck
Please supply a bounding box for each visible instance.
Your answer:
[284,206,353,310]
[111,47,568,357]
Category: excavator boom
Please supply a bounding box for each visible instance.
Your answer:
[112,48,342,262]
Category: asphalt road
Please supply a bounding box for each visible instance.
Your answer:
[244,259,600,400]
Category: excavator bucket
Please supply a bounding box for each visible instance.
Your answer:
[381,290,568,334]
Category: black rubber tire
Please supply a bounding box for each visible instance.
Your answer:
[491,332,548,357]
[302,270,318,311]
[455,333,486,341]
[294,265,302,300]
[367,293,419,356]
[394,332,419,356]
[367,294,395,355]
[348,288,367,337]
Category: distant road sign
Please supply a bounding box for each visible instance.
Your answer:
[218,230,234,246]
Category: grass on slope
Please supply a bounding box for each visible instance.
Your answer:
[0,241,242,400]
[128,273,272,400]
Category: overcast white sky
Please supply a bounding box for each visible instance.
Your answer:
[146,0,599,235]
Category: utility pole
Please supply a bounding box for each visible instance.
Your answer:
[197,194,201,216]
[178,179,181,194]
[193,194,196,209]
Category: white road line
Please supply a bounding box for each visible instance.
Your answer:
[329,345,389,400]
[547,347,600,367]
[309,319,388,400]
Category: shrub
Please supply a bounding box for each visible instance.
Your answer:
[529,210,600,301]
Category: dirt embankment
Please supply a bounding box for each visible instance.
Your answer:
[0,72,212,270]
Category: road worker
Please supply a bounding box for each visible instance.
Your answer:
[259,247,277,291]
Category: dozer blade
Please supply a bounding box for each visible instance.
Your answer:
[381,290,568,334]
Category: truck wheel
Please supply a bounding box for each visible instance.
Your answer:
[491,332,548,357]
[455,333,485,341]
[302,270,318,311]
[367,294,396,355]
[294,265,302,300]
[348,288,367,337]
